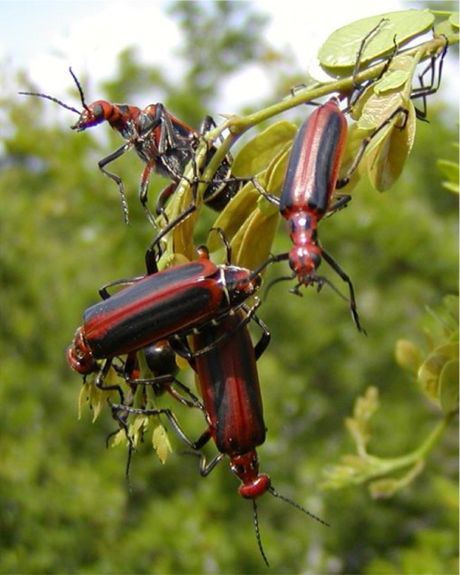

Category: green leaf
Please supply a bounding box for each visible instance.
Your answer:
[373,69,410,94]
[208,181,259,251]
[161,176,199,262]
[435,16,459,37]
[352,51,420,127]
[233,210,279,270]
[265,146,291,199]
[358,52,418,117]
[366,101,416,191]
[170,192,199,262]
[318,10,434,75]
[230,147,289,268]
[231,121,296,177]
[439,359,459,415]
[208,123,294,253]
[157,250,190,271]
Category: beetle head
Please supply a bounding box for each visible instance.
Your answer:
[66,327,98,374]
[71,100,114,131]
[230,451,271,499]
[289,244,322,285]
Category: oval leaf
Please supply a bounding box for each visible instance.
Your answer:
[232,121,297,177]
[319,10,435,75]
[233,210,280,270]
[374,69,410,94]
[109,429,128,448]
[230,148,289,267]
[207,181,259,251]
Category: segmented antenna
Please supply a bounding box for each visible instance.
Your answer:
[305,275,365,335]
[252,499,270,567]
[249,251,289,283]
[18,90,81,115]
[209,226,232,265]
[18,66,89,115]
[68,66,90,111]
[264,269,365,335]
[268,485,330,527]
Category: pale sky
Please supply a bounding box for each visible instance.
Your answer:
[1,0,435,113]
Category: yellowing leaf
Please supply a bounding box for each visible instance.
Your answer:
[232,121,296,177]
[229,147,290,268]
[233,210,280,270]
[208,129,294,253]
[109,429,128,448]
[208,181,259,251]
[152,424,172,464]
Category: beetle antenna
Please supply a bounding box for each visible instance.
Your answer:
[250,251,289,280]
[209,227,232,265]
[268,485,329,527]
[252,499,270,567]
[314,275,366,334]
[18,91,81,115]
[313,275,347,300]
[68,66,90,111]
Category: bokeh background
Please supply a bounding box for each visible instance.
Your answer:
[0,1,458,573]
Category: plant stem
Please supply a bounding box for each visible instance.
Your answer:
[364,413,455,481]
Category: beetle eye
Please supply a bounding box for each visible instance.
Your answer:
[90,103,104,120]
[311,252,321,269]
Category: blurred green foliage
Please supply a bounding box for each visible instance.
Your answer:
[0,2,458,573]
[322,295,458,498]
